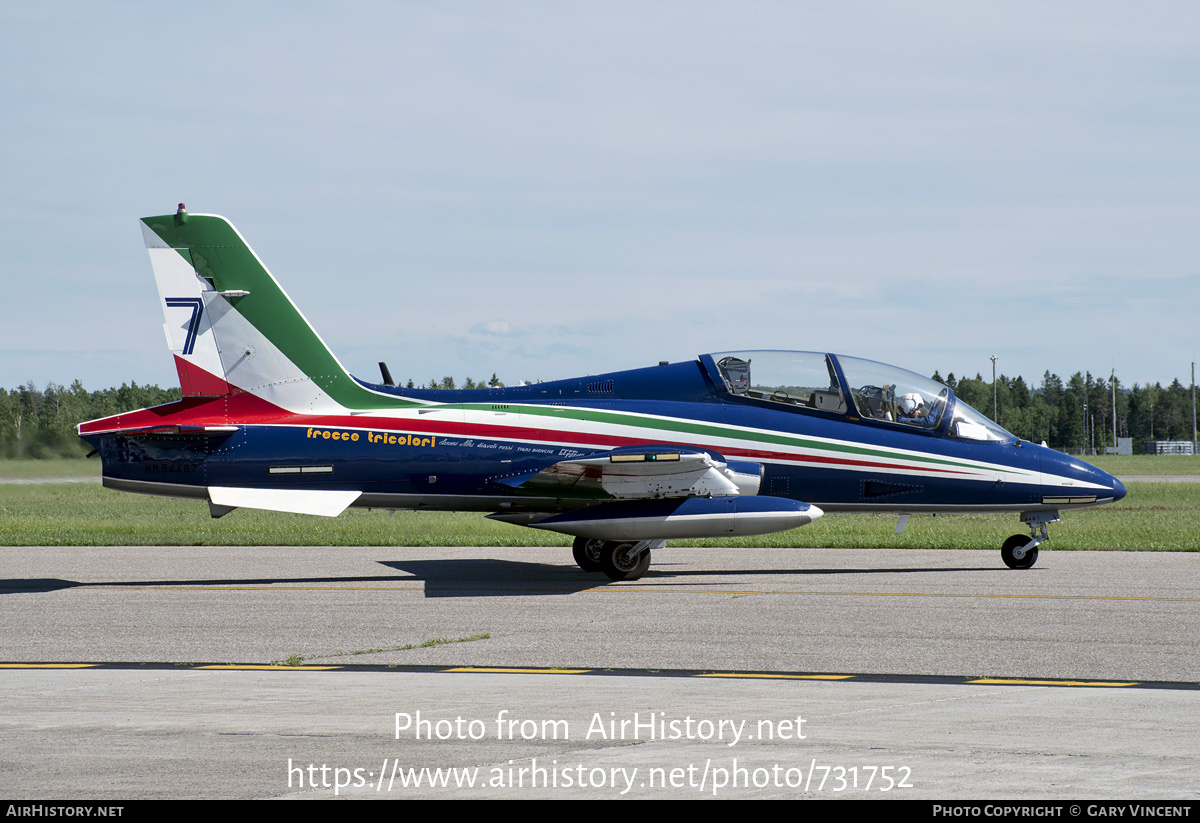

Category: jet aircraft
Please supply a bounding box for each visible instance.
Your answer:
[79,206,1127,581]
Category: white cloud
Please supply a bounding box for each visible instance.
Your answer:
[470,320,519,337]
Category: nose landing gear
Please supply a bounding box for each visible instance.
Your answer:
[1002,510,1059,569]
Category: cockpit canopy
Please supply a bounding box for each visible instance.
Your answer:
[706,350,1015,442]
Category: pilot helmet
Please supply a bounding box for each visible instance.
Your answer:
[899,393,923,416]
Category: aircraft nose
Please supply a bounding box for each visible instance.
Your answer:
[1110,475,1127,502]
[1039,448,1126,506]
[1087,464,1126,503]
[1085,463,1126,503]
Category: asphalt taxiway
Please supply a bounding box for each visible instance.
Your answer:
[2,546,1197,799]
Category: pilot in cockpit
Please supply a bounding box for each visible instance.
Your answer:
[897,392,938,428]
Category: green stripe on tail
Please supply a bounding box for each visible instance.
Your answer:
[141,212,416,410]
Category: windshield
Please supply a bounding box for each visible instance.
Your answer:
[946,400,1016,441]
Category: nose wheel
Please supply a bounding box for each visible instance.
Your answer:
[1001,534,1039,569]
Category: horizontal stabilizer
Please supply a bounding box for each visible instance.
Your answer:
[510,496,821,540]
[207,486,361,517]
[125,424,238,436]
[81,422,240,437]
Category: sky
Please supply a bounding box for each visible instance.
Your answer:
[2,1,1198,394]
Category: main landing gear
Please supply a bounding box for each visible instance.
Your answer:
[571,538,605,572]
[571,537,661,581]
[1001,511,1059,570]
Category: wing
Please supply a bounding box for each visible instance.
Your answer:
[493,445,763,500]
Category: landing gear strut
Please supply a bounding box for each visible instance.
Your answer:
[1001,510,1059,570]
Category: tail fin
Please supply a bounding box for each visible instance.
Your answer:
[143,206,401,412]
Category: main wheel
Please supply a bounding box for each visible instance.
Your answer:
[1001,534,1039,569]
[600,541,651,582]
[572,537,605,572]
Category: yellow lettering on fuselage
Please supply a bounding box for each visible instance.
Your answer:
[306,427,434,449]
[307,427,361,442]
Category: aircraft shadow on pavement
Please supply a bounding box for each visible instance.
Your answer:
[378,558,1001,597]
[0,560,1000,597]
[0,573,424,596]
[0,563,605,597]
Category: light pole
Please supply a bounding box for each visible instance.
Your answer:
[1082,401,1088,455]
[990,354,997,422]
[1111,367,1116,451]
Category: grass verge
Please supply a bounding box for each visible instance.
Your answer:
[1,481,1196,551]
[0,458,100,479]
[1084,454,1200,476]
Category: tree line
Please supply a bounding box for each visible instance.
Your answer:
[0,380,183,458]
[0,370,1194,459]
[934,371,1196,451]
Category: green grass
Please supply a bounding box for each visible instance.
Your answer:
[279,633,492,666]
[0,458,99,478]
[1,481,1196,551]
[1083,454,1200,476]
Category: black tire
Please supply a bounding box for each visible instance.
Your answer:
[601,541,651,582]
[1001,534,1038,569]
[572,537,605,572]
